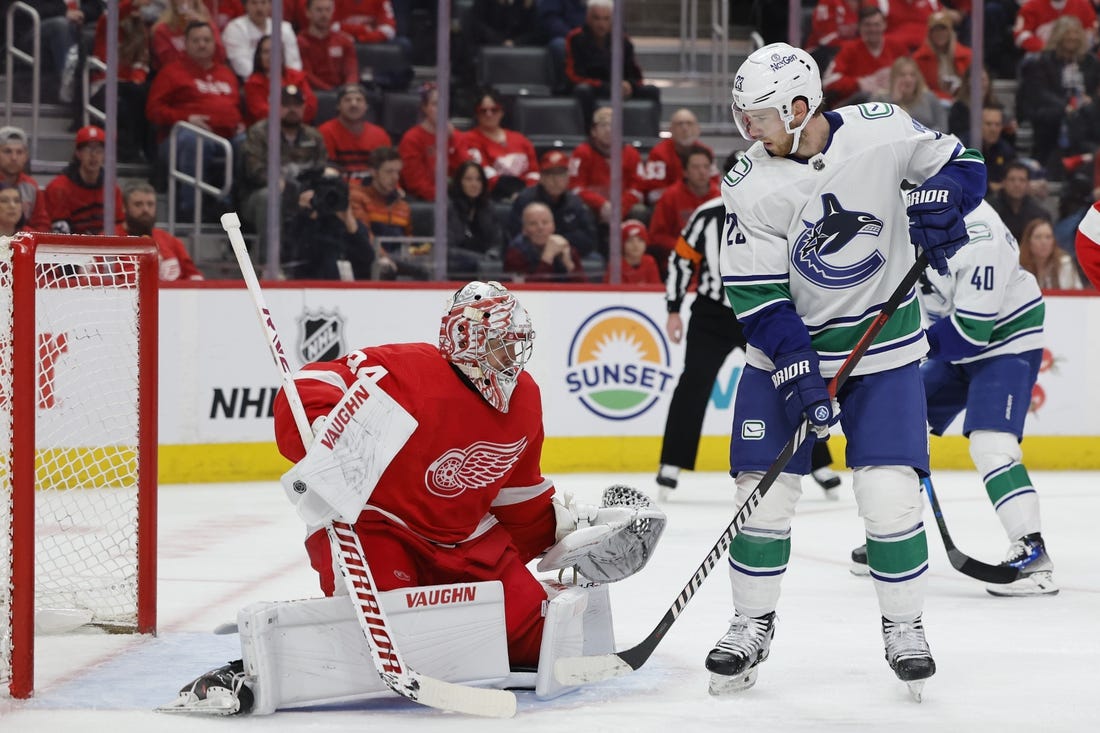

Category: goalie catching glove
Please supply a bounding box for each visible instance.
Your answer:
[537,485,666,583]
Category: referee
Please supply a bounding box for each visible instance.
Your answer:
[656,189,840,497]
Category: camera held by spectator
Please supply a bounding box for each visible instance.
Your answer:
[285,166,373,281]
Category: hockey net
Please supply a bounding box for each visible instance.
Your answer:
[1,233,158,699]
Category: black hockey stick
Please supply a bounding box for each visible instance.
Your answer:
[921,477,1020,584]
[554,254,931,686]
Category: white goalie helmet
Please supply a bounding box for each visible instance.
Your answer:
[731,42,822,149]
[439,280,535,413]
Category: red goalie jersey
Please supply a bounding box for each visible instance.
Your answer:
[273,343,558,561]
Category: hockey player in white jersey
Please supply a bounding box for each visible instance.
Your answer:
[851,200,1056,596]
[708,43,986,700]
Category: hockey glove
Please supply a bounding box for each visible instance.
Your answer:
[906,178,968,276]
[771,348,838,438]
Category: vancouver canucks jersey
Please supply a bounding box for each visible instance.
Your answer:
[919,200,1044,363]
[720,103,984,377]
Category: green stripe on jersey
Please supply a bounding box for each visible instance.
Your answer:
[725,282,792,317]
[729,533,791,570]
[865,531,929,575]
[985,463,1033,504]
[989,301,1045,344]
[954,313,995,343]
[810,299,922,354]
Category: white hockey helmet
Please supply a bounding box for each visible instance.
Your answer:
[731,42,822,149]
[439,281,534,413]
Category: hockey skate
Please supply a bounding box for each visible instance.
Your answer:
[704,611,776,695]
[986,533,1058,597]
[156,659,254,715]
[881,616,935,702]
[811,467,841,498]
[849,543,869,576]
[655,465,679,501]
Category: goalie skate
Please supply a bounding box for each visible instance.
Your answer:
[704,612,776,695]
[986,533,1058,597]
[156,659,254,716]
[881,616,935,702]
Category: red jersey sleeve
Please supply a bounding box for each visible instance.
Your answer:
[1076,201,1100,290]
[489,420,557,563]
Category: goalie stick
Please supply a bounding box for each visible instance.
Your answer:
[221,213,517,718]
[554,254,932,686]
[921,477,1020,584]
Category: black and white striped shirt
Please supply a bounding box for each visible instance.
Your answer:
[665,196,730,312]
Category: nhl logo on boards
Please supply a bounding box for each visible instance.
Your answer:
[298,309,346,363]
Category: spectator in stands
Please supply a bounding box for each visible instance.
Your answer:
[805,0,862,70]
[465,0,542,47]
[146,20,244,221]
[318,83,391,181]
[284,165,376,280]
[398,83,474,201]
[462,88,540,200]
[1017,15,1100,172]
[223,0,302,78]
[350,146,429,280]
[1013,0,1097,53]
[640,108,716,206]
[1019,217,1085,289]
[873,55,948,131]
[509,149,599,258]
[446,160,505,280]
[336,0,413,90]
[0,126,50,232]
[988,161,1052,242]
[152,0,227,71]
[947,64,1017,147]
[44,126,124,236]
[244,35,318,125]
[647,145,719,280]
[882,0,939,52]
[240,84,327,251]
[0,183,28,238]
[1066,92,1100,162]
[569,106,645,239]
[979,102,1016,194]
[201,0,244,29]
[297,0,359,91]
[911,10,971,101]
[609,218,660,284]
[118,181,204,281]
[564,0,661,126]
[91,0,154,163]
[12,1,102,103]
[505,201,587,282]
[823,5,909,106]
[539,0,587,93]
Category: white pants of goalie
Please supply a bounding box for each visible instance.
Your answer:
[238,580,614,714]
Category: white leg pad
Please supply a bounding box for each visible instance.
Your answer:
[729,471,801,618]
[969,430,1040,540]
[239,581,510,714]
[533,581,615,700]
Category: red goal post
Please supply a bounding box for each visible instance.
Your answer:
[1,232,159,699]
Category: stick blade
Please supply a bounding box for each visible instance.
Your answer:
[946,549,1020,584]
[554,653,634,685]
[407,675,517,718]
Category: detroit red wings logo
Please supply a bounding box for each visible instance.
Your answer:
[424,438,528,498]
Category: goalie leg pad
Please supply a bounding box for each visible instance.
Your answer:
[852,465,928,621]
[238,582,510,714]
[534,582,615,700]
[969,430,1040,540]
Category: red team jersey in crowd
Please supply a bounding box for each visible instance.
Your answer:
[647,179,721,259]
[296,28,359,90]
[1014,0,1098,52]
[1076,201,1100,290]
[638,138,717,205]
[882,0,940,52]
[462,128,541,189]
[568,142,644,215]
[805,0,862,50]
[273,343,557,665]
[116,225,204,281]
[607,254,661,284]
[319,118,392,179]
[335,0,397,43]
[824,35,910,100]
[243,67,318,125]
[398,125,473,200]
[44,173,124,235]
[145,56,242,141]
[12,172,50,231]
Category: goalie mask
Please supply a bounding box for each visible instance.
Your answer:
[439,281,534,413]
[731,42,822,152]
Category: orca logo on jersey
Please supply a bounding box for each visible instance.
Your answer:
[424,438,528,498]
[792,193,886,290]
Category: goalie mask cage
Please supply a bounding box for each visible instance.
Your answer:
[1,232,158,699]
